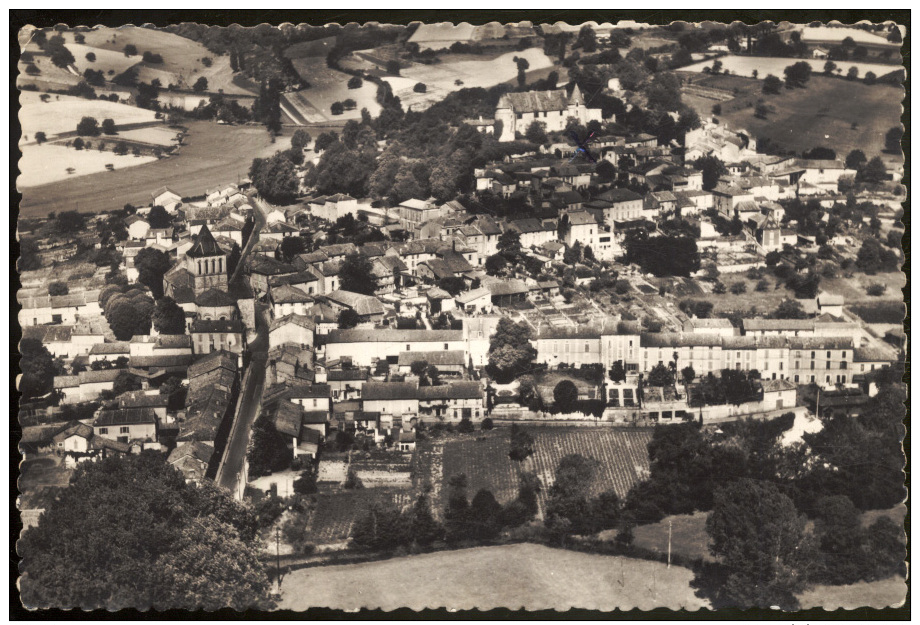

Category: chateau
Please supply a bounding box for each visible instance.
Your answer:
[494,85,605,142]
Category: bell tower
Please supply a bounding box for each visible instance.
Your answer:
[186,225,228,295]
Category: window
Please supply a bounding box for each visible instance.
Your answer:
[312,399,318,407]
[811,351,816,359]
[826,351,831,358]
[779,362,783,370]
[516,112,523,119]
[840,362,847,369]
[810,362,815,370]
[119,426,129,434]
[406,344,410,351]
[99,428,108,435]
[841,351,847,358]
[444,343,449,350]
[794,375,800,382]
[584,342,590,353]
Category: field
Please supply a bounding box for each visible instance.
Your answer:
[679,55,902,81]
[285,57,382,123]
[820,270,906,305]
[113,126,182,146]
[278,543,708,611]
[381,48,555,112]
[798,577,907,610]
[18,143,158,188]
[19,120,291,217]
[440,428,653,513]
[681,72,903,159]
[306,488,415,545]
[19,91,159,142]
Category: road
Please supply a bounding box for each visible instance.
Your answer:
[215,196,272,498]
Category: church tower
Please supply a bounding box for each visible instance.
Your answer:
[186,225,228,295]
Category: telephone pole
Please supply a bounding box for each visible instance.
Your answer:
[275,526,281,589]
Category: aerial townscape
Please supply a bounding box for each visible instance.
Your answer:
[16,18,906,613]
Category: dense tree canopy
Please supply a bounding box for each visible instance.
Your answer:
[20,338,60,399]
[623,231,700,277]
[250,153,300,204]
[18,453,272,610]
[135,247,172,299]
[338,252,376,295]
[151,296,186,335]
[487,318,537,383]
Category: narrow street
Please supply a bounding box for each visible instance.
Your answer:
[215,195,273,498]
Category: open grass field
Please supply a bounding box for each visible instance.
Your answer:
[681,72,903,159]
[798,576,907,610]
[19,91,159,141]
[306,488,415,545]
[820,271,906,305]
[19,120,290,218]
[113,126,182,146]
[441,428,653,513]
[278,543,708,611]
[679,55,903,81]
[382,48,554,112]
[285,57,382,123]
[18,143,158,188]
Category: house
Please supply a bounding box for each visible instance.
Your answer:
[396,198,451,229]
[816,293,845,317]
[125,215,151,240]
[508,218,557,248]
[494,86,604,142]
[261,221,300,242]
[22,325,78,359]
[324,329,465,367]
[93,407,158,444]
[327,368,369,401]
[53,368,121,404]
[52,422,95,455]
[248,256,298,295]
[111,390,168,420]
[211,217,245,247]
[426,287,456,315]
[560,210,600,251]
[682,317,736,337]
[179,350,239,447]
[362,382,420,417]
[761,378,797,411]
[597,188,644,224]
[398,350,467,375]
[370,256,409,294]
[269,270,320,297]
[417,381,485,421]
[167,441,214,484]
[190,318,244,357]
[484,278,530,306]
[397,430,417,452]
[455,287,493,314]
[129,333,193,357]
[270,284,313,318]
[152,186,183,210]
[266,344,314,387]
[270,399,325,458]
[163,225,228,298]
[268,314,316,350]
[196,289,238,322]
[324,290,386,324]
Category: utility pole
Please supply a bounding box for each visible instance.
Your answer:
[667,519,672,569]
[275,526,281,589]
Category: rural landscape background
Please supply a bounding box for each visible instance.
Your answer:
[16,15,906,615]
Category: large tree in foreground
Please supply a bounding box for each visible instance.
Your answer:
[487,317,537,383]
[338,252,376,295]
[18,453,273,611]
[705,478,814,610]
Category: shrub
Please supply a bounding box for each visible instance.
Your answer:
[413,82,427,93]
[866,283,887,296]
[730,282,747,295]
[481,417,494,431]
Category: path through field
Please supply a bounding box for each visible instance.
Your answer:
[278,543,708,611]
[19,121,290,218]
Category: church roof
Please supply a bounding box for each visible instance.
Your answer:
[186,225,225,258]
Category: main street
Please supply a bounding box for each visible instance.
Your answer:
[215,195,273,499]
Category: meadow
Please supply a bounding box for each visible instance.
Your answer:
[278,543,708,611]
[681,73,904,160]
[679,54,902,81]
[17,143,158,188]
[285,57,382,123]
[19,91,159,141]
[19,120,290,217]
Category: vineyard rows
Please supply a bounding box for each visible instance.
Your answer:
[306,488,415,544]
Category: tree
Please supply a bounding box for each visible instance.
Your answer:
[647,363,674,387]
[135,247,172,299]
[693,155,728,191]
[47,37,75,68]
[146,205,172,229]
[469,489,502,539]
[730,282,747,295]
[846,66,859,80]
[574,25,597,52]
[413,82,427,93]
[485,253,507,275]
[410,494,444,546]
[101,118,117,135]
[338,252,376,296]
[608,360,626,383]
[545,454,597,538]
[124,43,138,57]
[248,413,292,478]
[762,74,782,94]
[862,71,877,85]
[112,370,143,396]
[845,149,867,170]
[249,153,299,204]
[347,75,363,89]
[497,229,522,257]
[48,281,69,296]
[705,479,812,610]
[481,417,494,431]
[823,60,837,75]
[783,61,812,88]
[885,126,903,153]
[330,101,344,115]
[333,307,359,330]
[193,76,208,92]
[85,51,96,62]
[105,293,155,340]
[487,318,537,383]
[509,423,535,463]
[754,102,768,119]
[34,131,47,145]
[525,120,548,144]
[290,129,312,152]
[279,236,307,261]
[18,453,272,611]
[152,296,186,335]
[386,60,401,75]
[553,380,579,412]
[858,156,888,185]
[76,116,101,136]
[19,338,59,399]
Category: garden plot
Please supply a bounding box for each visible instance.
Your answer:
[286,57,382,123]
[382,48,554,112]
[18,143,157,188]
[20,91,158,141]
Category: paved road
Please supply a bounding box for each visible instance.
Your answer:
[215,197,273,498]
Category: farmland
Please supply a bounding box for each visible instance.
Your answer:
[440,428,653,513]
[278,543,708,611]
[20,91,159,142]
[681,73,904,160]
[305,488,415,545]
[380,48,555,112]
[679,54,903,81]
[285,57,382,123]
[19,120,290,218]
[18,143,158,188]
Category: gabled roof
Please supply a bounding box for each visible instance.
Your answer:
[269,314,316,334]
[761,378,797,393]
[186,225,225,258]
[417,381,483,400]
[325,329,463,344]
[497,88,571,113]
[95,406,158,427]
[598,188,643,203]
[363,381,419,401]
[272,284,313,304]
[325,290,385,317]
[196,288,237,308]
[273,399,304,437]
[398,350,466,367]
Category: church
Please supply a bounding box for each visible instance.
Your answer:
[493,85,605,142]
[163,225,229,301]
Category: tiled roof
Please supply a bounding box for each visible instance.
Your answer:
[186,225,225,258]
[363,382,419,401]
[417,381,483,400]
[95,406,157,427]
[325,329,463,344]
[196,289,237,308]
[497,88,570,113]
[398,350,466,367]
[190,318,244,334]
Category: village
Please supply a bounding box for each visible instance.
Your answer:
[16,18,906,613]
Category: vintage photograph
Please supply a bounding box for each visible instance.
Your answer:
[15,15,906,613]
